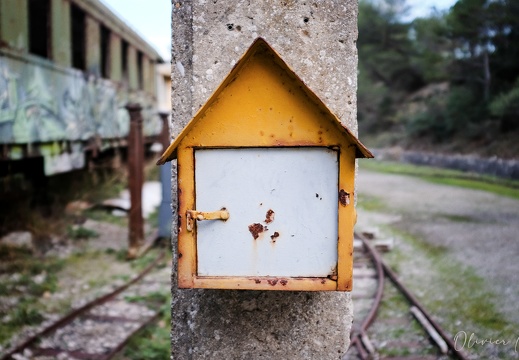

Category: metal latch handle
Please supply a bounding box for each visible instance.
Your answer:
[186,208,229,232]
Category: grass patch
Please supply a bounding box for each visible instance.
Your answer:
[32,250,133,317]
[67,226,99,240]
[359,160,519,199]
[437,214,475,223]
[382,227,515,356]
[120,289,170,360]
[114,250,171,360]
[130,248,162,272]
[113,274,131,282]
[9,304,44,326]
[369,278,439,357]
[426,176,519,199]
[147,208,159,230]
[122,315,170,360]
[0,245,65,344]
[144,159,161,182]
[125,291,169,305]
[85,209,128,228]
[1,303,45,344]
[357,193,387,212]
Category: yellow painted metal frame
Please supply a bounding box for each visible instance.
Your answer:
[159,38,373,291]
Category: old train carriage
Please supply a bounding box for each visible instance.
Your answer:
[0,0,164,176]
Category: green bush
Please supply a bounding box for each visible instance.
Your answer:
[405,86,487,141]
[490,80,519,131]
[67,226,99,240]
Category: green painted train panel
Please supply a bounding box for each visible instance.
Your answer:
[0,51,162,144]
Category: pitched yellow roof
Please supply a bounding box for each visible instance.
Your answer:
[157,38,373,165]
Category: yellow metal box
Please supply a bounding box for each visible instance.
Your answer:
[158,38,373,291]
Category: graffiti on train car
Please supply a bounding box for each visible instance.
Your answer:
[0,53,162,175]
[0,54,161,144]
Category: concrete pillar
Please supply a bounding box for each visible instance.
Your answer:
[170,1,358,358]
[0,0,29,52]
[143,56,153,94]
[109,33,122,82]
[51,0,71,67]
[127,46,139,90]
[85,16,101,76]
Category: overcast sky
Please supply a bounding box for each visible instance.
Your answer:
[405,0,456,19]
[100,0,458,61]
[100,0,172,60]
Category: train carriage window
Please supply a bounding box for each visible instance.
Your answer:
[71,4,86,70]
[100,25,111,78]
[28,0,51,59]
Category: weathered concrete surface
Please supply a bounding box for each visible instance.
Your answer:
[173,0,359,135]
[170,1,358,358]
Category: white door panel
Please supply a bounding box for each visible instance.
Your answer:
[195,147,338,277]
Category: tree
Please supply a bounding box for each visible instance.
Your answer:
[357,0,424,135]
[358,0,423,92]
[446,0,519,131]
[358,0,519,147]
[411,14,452,83]
[446,0,492,102]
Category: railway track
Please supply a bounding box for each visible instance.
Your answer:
[345,232,469,360]
[1,248,169,360]
[2,231,474,359]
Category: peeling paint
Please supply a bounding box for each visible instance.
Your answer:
[267,279,278,286]
[265,209,275,223]
[248,223,265,240]
[339,189,350,206]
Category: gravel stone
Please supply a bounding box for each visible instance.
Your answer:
[0,231,33,250]
[38,318,141,354]
[89,299,156,320]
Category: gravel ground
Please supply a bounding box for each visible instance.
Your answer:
[355,166,519,359]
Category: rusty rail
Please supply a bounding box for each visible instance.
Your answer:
[349,233,385,360]
[349,232,469,360]
[1,245,165,360]
[379,251,469,360]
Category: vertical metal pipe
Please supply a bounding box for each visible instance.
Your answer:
[158,111,172,239]
[126,103,144,258]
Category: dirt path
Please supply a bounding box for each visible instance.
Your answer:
[355,168,519,327]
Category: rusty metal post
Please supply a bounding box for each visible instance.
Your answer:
[126,103,144,258]
[158,112,172,239]
[159,112,170,149]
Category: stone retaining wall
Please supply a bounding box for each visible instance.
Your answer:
[372,148,519,180]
